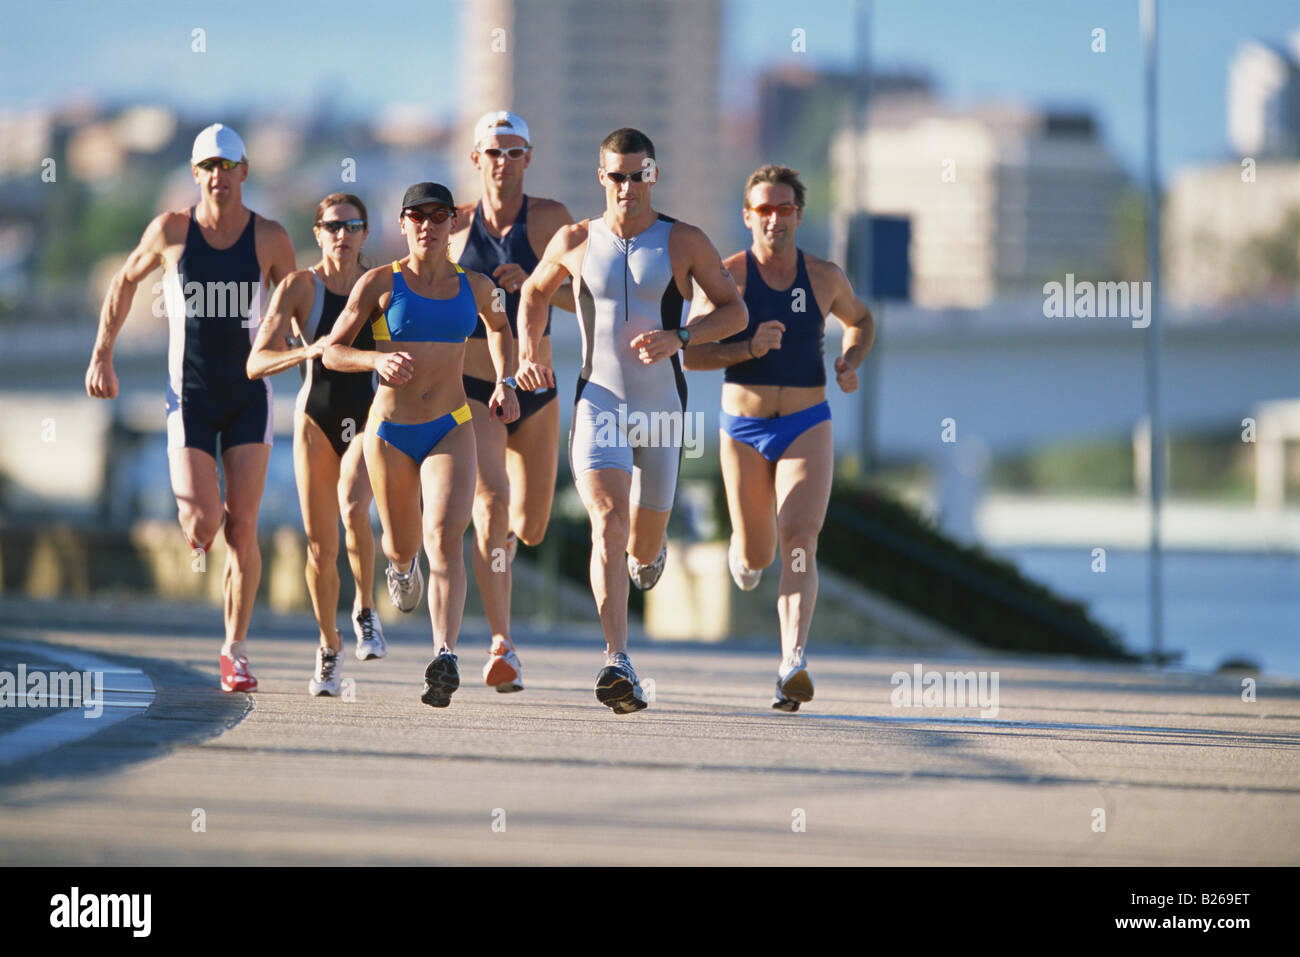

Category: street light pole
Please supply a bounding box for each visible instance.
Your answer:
[1141,0,1165,662]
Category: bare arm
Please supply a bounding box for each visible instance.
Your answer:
[258,219,298,288]
[246,271,318,379]
[516,222,585,389]
[821,261,875,393]
[469,272,519,424]
[631,225,748,365]
[321,267,412,386]
[85,213,172,398]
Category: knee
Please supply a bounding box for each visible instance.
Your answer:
[590,509,629,554]
[777,523,820,560]
[179,506,222,551]
[739,537,776,570]
[223,518,261,558]
[424,523,467,565]
[516,516,549,548]
[339,498,370,535]
[305,536,338,572]
[472,486,509,531]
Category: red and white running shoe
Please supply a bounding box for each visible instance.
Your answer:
[220,652,259,693]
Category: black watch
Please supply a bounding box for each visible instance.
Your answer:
[676,327,691,348]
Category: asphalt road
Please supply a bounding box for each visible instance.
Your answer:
[1,604,1297,866]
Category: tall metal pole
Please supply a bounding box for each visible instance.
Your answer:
[853,0,875,474]
[1141,0,1164,661]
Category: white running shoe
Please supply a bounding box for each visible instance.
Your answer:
[628,543,668,591]
[386,557,423,613]
[308,645,343,696]
[353,607,387,660]
[773,650,814,711]
[728,540,762,591]
[484,638,524,693]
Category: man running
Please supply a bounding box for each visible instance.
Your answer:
[516,128,747,714]
[682,165,874,711]
[85,123,296,692]
[448,111,574,694]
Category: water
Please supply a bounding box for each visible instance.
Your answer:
[993,546,1300,678]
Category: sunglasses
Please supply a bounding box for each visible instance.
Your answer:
[195,158,241,172]
[404,207,453,225]
[603,169,654,184]
[316,219,367,234]
[481,146,530,160]
[747,203,799,217]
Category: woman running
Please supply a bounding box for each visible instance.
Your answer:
[247,192,385,696]
[321,182,519,708]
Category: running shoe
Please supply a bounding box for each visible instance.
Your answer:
[353,607,388,660]
[772,650,814,711]
[308,645,342,696]
[595,651,648,714]
[627,543,668,591]
[220,651,258,693]
[386,557,423,613]
[483,638,524,693]
[420,649,460,708]
[728,539,763,591]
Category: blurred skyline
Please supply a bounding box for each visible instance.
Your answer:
[2,0,1298,183]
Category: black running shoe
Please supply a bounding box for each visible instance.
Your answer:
[595,652,648,714]
[420,650,460,708]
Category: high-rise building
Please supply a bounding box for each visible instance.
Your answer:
[1228,35,1300,159]
[458,0,723,241]
[832,98,1129,308]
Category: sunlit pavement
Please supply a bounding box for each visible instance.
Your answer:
[1,605,1296,866]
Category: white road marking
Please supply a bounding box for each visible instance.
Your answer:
[0,641,156,767]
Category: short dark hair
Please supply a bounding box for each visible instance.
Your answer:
[744,164,806,210]
[600,128,656,163]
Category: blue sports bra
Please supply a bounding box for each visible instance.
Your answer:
[372,261,478,343]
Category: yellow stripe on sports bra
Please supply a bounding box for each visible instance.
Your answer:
[371,314,391,340]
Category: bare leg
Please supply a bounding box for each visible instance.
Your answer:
[720,430,778,571]
[773,421,834,660]
[575,468,633,655]
[294,414,343,651]
[420,422,477,652]
[363,426,423,570]
[218,442,271,647]
[467,398,512,646]
[505,398,560,546]
[337,433,375,617]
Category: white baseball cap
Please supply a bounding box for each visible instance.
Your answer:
[191,123,247,165]
[473,110,530,148]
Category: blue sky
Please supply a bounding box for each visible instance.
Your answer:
[4,0,1298,180]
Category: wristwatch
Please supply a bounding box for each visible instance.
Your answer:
[498,376,517,390]
[676,328,691,348]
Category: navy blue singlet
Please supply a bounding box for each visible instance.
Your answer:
[163,207,271,453]
[722,250,825,388]
[457,197,551,338]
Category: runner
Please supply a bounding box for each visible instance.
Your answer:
[85,123,296,693]
[448,111,574,693]
[320,182,519,709]
[516,128,747,714]
[681,165,875,711]
[246,192,386,697]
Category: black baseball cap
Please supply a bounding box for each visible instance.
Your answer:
[401,182,455,211]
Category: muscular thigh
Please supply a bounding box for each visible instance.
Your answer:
[774,420,833,533]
